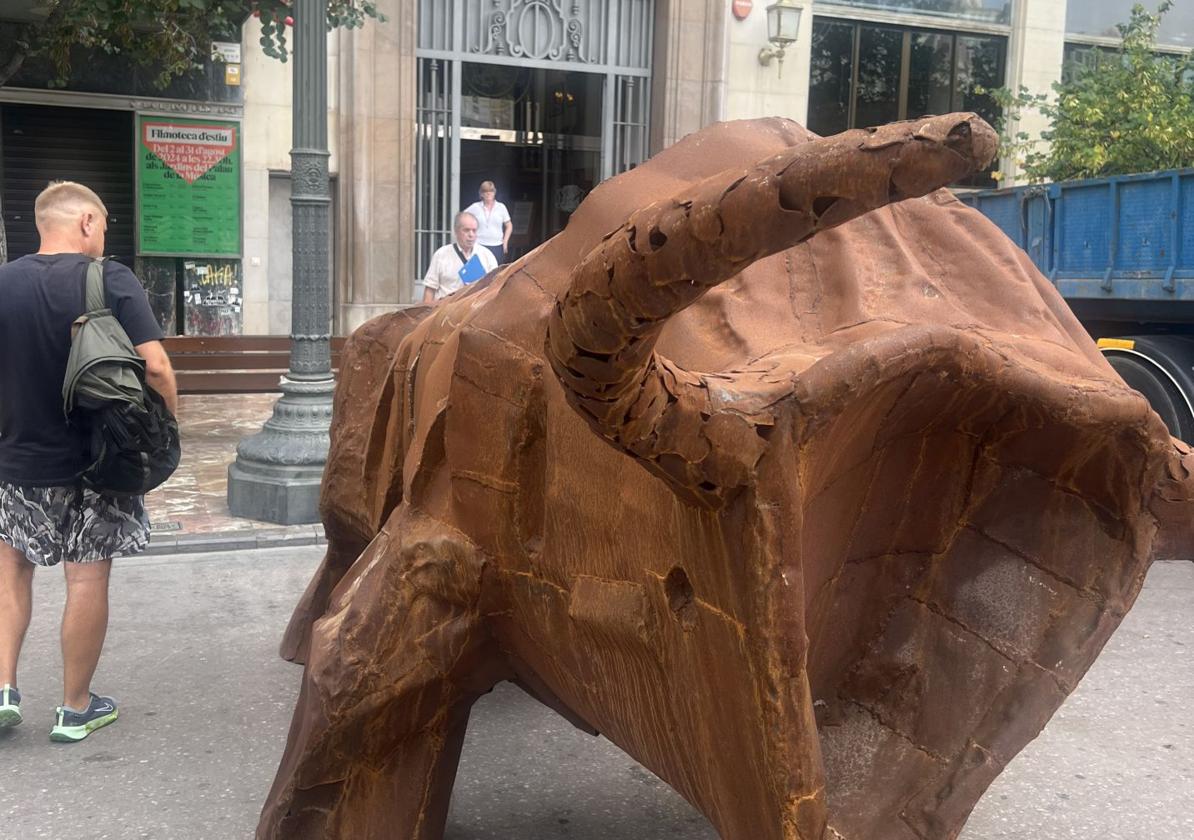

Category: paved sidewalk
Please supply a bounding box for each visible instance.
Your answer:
[0,546,320,840]
[144,393,326,555]
[1,548,1190,839]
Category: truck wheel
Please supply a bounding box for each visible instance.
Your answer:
[1104,353,1194,443]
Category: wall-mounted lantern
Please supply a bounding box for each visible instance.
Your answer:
[757,0,803,79]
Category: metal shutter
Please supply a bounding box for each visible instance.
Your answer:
[1,103,134,262]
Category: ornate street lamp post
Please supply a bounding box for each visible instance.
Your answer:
[228,0,334,524]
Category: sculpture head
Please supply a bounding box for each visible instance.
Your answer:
[546,112,1005,508]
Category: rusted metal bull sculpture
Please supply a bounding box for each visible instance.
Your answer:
[258,113,1194,840]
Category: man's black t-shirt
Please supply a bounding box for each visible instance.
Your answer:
[0,254,164,486]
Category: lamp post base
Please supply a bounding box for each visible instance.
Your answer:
[226,376,334,525]
[227,461,324,526]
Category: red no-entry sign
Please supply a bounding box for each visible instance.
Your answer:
[732,0,753,21]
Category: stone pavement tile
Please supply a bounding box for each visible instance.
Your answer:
[255,527,322,550]
[144,393,321,549]
[163,533,260,555]
[145,527,325,558]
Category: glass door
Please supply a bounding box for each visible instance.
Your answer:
[458,63,603,259]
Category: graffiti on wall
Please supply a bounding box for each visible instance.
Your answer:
[184,259,242,336]
[134,256,180,335]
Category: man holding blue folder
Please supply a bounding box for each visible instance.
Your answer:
[421,211,498,303]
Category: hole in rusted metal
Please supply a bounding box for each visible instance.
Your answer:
[665,566,697,629]
[812,196,840,219]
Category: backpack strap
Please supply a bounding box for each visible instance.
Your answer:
[84,260,106,314]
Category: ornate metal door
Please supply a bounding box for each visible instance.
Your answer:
[416,58,454,282]
[415,0,653,280]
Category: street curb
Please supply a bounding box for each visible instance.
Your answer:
[141,524,326,557]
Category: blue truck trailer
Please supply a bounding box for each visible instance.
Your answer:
[959,168,1194,441]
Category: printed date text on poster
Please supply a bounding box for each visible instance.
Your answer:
[137,116,241,257]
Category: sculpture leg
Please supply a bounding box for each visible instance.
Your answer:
[278,538,365,664]
[259,507,507,840]
[280,307,432,665]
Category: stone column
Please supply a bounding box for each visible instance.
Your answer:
[724,0,813,125]
[227,0,336,524]
[333,0,418,332]
[1004,0,1066,184]
[650,0,730,152]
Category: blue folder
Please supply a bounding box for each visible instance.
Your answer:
[458,254,486,285]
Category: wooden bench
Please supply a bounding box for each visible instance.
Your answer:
[162,335,348,394]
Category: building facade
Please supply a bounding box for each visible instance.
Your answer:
[0,23,247,335]
[1,0,1190,337]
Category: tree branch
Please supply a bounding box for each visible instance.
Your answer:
[0,47,27,88]
[0,15,33,89]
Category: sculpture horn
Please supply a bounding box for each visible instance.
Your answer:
[546,113,999,507]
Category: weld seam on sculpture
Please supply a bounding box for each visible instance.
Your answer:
[903,592,1021,667]
[847,699,947,763]
[967,525,1117,612]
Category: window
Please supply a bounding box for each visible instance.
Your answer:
[1066,0,1193,49]
[1062,42,1194,86]
[855,26,904,128]
[955,36,1004,120]
[808,21,855,135]
[817,0,1011,26]
[808,18,1006,185]
[1061,43,1117,84]
[907,32,954,118]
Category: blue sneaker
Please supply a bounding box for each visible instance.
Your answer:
[49,693,118,742]
[0,684,20,728]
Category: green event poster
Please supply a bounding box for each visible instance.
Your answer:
[137,115,241,257]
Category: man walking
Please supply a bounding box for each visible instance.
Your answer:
[0,181,177,742]
[421,211,498,303]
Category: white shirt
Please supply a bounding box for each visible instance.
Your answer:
[463,201,512,247]
[422,241,498,300]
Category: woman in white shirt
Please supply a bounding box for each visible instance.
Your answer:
[464,180,512,264]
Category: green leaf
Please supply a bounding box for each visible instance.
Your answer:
[3,0,387,90]
[999,1,1193,182]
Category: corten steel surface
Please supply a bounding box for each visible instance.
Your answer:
[258,114,1194,840]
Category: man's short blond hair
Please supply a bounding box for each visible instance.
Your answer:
[34,181,108,230]
[479,180,496,193]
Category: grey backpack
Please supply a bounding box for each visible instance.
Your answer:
[62,260,180,495]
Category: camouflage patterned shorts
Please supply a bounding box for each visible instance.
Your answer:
[0,481,150,567]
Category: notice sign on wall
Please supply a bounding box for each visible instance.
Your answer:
[137,115,241,257]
